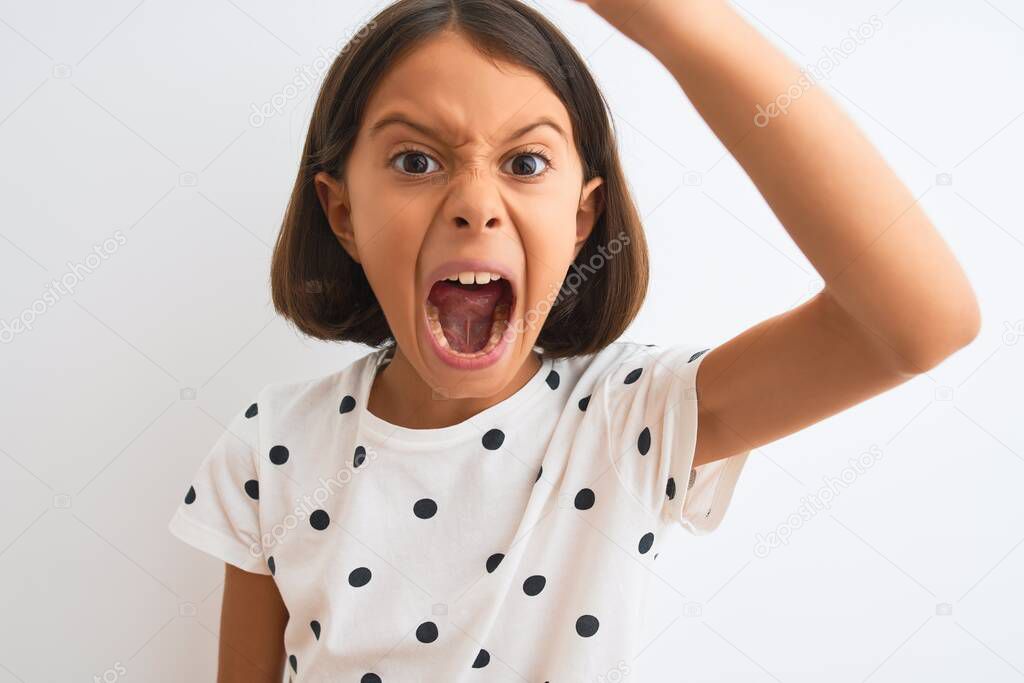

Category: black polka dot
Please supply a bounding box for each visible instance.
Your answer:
[349,567,372,587]
[639,532,655,554]
[413,498,437,519]
[245,402,258,418]
[576,614,600,637]
[184,485,196,505]
[289,654,297,673]
[339,395,356,414]
[689,348,709,363]
[310,509,330,530]
[545,369,560,390]
[482,429,505,450]
[666,477,676,500]
[267,556,276,576]
[535,465,543,483]
[688,468,697,490]
[578,395,590,411]
[637,427,651,455]
[310,620,321,640]
[523,575,546,596]
[244,479,259,500]
[624,367,643,384]
[353,445,366,468]
[486,553,504,573]
[416,621,438,643]
[472,648,490,668]
[574,488,595,510]
[654,553,659,560]
[361,675,381,683]
[269,445,289,465]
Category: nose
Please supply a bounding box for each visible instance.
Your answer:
[443,165,505,232]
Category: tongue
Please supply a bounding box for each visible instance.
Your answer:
[427,280,504,353]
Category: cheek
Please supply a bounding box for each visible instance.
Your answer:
[517,208,580,310]
[355,205,422,260]
[346,150,421,267]
[514,182,579,247]
[349,161,426,260]
[350,197,427,314]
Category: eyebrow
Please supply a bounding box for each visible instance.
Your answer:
[368,113,568,146]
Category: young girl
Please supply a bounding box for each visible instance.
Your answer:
[169,0,979,680]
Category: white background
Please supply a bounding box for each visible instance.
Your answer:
[0,0,1021,680]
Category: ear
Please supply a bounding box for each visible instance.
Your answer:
[313,170,360,264]
[574,176,605,258]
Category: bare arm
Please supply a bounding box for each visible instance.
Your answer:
[217,563,288,683]
[578,0,981,465]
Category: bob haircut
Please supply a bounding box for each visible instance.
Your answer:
[271,0,649,359]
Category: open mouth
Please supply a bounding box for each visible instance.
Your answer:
[424,273,515,357]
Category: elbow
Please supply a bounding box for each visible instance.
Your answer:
[899,292,982,374]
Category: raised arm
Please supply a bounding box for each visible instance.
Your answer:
[577,0,980,466]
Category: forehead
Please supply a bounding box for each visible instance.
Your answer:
[361,31,572,147]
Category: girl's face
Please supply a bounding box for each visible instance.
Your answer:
[315,31,603,399]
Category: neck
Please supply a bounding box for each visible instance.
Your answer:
[367,345,542,429]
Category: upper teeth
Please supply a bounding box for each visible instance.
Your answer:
[445,271,502,285]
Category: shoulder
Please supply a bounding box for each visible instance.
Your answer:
[558,340,652,378]
[560,340,704,386]
[557,340,712,417]
[251,348,382,426]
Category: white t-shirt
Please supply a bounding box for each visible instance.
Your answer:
[168,340,750,682]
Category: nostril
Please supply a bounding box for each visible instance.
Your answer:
[452,214,501,229]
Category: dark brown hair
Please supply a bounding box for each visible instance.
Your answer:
[270,0,649,358]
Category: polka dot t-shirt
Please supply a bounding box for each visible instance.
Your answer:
[168,340,750,681]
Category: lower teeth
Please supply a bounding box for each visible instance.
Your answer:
[424,302,511,357]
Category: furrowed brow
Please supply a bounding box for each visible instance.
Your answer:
[369,114,446,144]
[503,117,567,145]
[369,113,567,146]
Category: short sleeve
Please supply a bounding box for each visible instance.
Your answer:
[167,401,270,574]
[604,343,751,535]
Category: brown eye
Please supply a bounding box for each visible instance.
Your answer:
[391,150,440,175]
[503,152,549,178]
